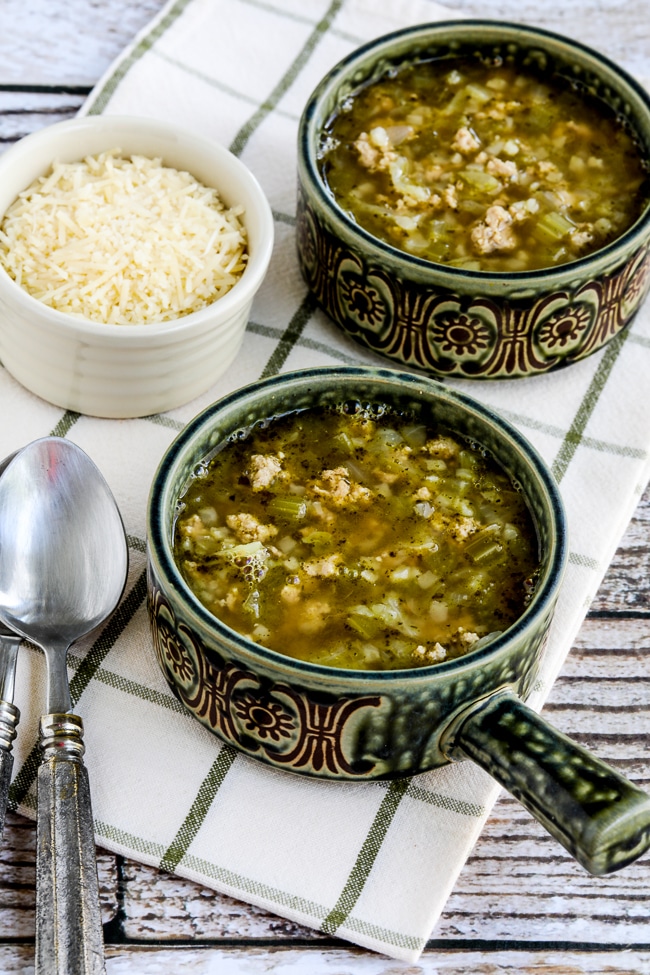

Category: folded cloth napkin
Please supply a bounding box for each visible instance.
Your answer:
[4,0,650,961]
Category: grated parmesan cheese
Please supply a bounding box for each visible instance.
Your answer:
[0,149,249,325]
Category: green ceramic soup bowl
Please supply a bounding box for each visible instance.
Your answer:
[147,367,650,875]
[296,21,650,379]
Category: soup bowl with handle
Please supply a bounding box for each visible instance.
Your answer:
[146,366,650,875]
[296,20,650,379]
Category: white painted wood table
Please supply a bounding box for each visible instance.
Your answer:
[0,1,649,972]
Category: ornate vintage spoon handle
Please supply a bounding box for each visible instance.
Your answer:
[0,700,19,839]
[36,714,105,975]
[0,632,21,842]
[444,691,650,876]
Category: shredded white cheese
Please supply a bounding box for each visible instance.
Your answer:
[0,149,249,325]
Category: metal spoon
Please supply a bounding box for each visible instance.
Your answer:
[0,437,128,975]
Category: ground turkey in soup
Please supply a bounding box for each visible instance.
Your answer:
[318,57,649,272]
[173,404,541,671]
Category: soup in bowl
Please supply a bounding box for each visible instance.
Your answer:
[296,22,650,378]
[147,367,650,875]
[172,395,541,672]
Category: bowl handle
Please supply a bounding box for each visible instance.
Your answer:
[442,690,650,875]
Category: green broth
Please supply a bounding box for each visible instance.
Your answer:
[173,404,541,671]
[319,57,649,271]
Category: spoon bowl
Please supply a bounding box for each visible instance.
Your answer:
[0,438,127,703]
[0,437,128,974]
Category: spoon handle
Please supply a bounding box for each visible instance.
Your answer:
[36,713,105,975]
[0,634,22,842]
[0,700,19,839]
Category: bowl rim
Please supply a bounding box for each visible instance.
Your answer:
[298,18,650,285]
[147,365,569,685]
[0,114,275,336]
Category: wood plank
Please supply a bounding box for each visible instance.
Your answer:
[0,813,119,938]
[99,946,650,974]
[2,0,650,90]
[3,943,650,974]
[453,0,650,76]
[0,0,167,86]
[592,489,650,613]
[120,859,322,941]
[0,92,87,152]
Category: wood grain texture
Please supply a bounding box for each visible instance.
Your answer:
[0,0,648,971]
[1,944,649,974]
[0,0,166,86]
[0,92,87,152]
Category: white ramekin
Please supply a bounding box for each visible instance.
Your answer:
[0,115,274,417]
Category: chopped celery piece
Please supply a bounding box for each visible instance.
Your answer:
[436,477,471,501]
[302,530,333,553]
[228,541,266,558]
[459,449,479,470]
[402,424,427,448]
[267,496,307,520]
[533,211,576,242]
[428,219,449,240]
[465,525,503,563]
[443,87,470,115]
[377,427,403,447]
[334,431,354,453]
[448,258,482,271]
[449,568,487,596]
[465,82,492,104]
[188,533,223,557]
[347,612,382,639]
[460,170,501,193]
[243,590,261,617]
[466,539,503,563]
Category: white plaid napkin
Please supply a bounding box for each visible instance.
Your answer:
[3,0,650,961]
